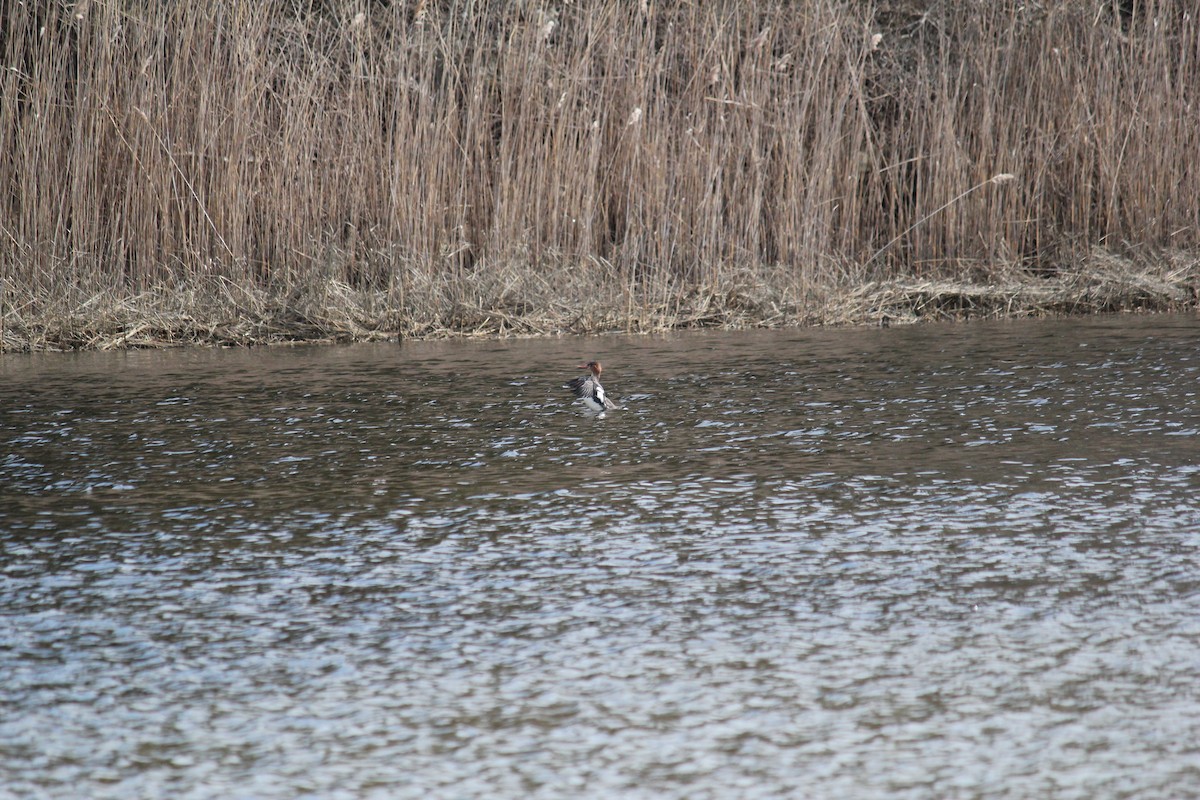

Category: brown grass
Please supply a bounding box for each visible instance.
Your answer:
[2,1,1198,350]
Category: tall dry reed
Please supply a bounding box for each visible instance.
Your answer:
[1,0,1198,347]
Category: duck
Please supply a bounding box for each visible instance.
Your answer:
[566,360,619,412]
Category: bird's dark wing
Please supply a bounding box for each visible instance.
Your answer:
[567,375,592,398]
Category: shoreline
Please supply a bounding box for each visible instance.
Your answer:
[5,250,1196,353]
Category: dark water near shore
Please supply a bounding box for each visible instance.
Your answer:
[3,315,1200,799]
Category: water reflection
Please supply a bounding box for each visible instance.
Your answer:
[3,315,1200,798]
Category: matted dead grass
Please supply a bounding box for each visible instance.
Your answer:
[847,249,1200,326]
[4,248,1196,352]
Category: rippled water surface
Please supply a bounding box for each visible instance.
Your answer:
[4,315,1200,799]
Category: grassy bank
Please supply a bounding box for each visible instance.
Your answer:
[2,1,1198,350]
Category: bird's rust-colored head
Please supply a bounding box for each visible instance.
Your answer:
[577,360,602,377]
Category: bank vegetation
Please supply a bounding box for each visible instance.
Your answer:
[2,0,1198,350]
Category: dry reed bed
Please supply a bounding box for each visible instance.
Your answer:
[2,1,1198,350]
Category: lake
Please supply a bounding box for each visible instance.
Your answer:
[3,314,1199,798]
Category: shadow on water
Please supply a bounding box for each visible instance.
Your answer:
[3,315,1200,798]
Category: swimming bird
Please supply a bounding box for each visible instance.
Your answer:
[567,360,619,412]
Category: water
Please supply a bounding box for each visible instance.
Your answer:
[3,315,1200,799]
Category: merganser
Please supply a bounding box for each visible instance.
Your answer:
[567,361,619,412]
